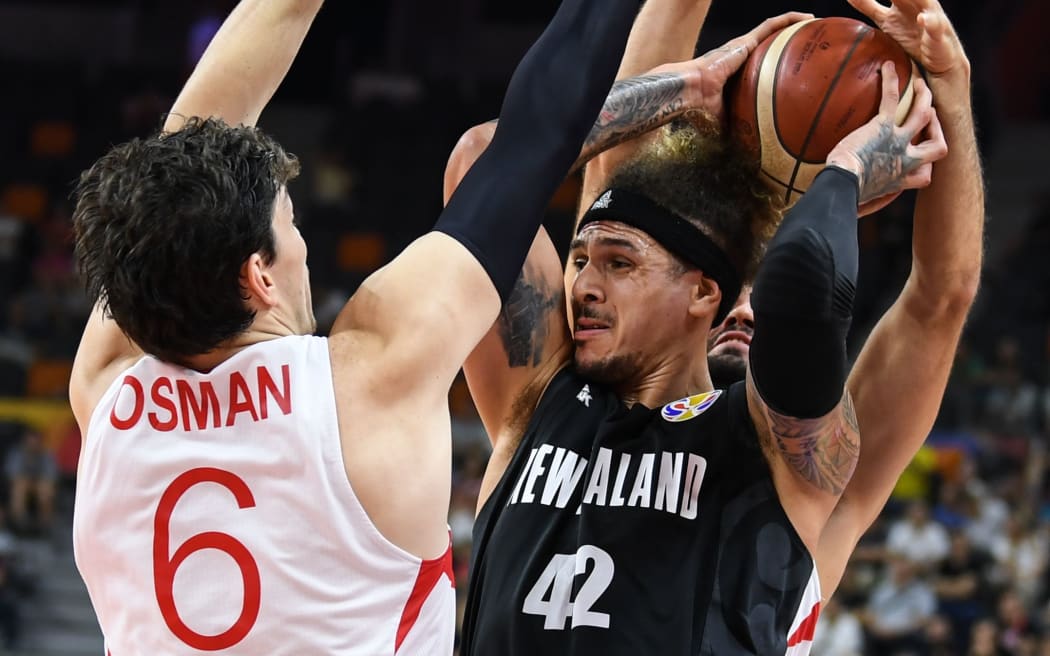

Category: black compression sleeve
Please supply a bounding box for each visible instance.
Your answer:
[434,0,639,302]
[748,166,860,418]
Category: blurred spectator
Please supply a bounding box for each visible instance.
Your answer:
[935,531,994,649]
[968,618,1008,656]
[981,336,1041,434]
[997,589,1035,653]
[6,430,57,536]
[862,558,937,654]
[989,513,1049,606]
[887,500,951,571]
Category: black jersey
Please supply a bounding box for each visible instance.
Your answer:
[462,368,821,655]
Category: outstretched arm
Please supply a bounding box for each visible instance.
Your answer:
[746,63,947,550]
[335,0,640,398]
[70,0,324,427]
[817,0,983,599]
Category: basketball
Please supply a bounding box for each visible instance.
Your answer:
[729,17,919,205]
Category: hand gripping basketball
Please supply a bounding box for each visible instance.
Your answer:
[687,12,813,125]
[826,61,948,205]
[847,0,969,79]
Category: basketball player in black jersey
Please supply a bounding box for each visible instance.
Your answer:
[444,1,978,653]
[644,0,983,608]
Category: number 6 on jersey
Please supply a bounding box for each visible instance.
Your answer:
[522,545,614,630]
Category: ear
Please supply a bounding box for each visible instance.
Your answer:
[240,253,278,310]
[688,271,722,321]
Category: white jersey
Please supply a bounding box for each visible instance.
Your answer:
[73,335,455,655]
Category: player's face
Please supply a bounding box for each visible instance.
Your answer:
[567,221,702,385]
[706,286,753,386]
[268,188,316,335]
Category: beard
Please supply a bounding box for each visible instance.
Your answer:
[708,352,747,389]
[573,351,643,387]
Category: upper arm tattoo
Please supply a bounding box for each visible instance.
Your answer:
[577,73,688,167]
[497,264,564,367]
[750,377,860,496]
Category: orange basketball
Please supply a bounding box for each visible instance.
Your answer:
[728,17,919,205]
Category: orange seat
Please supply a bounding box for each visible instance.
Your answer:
[25,359,74,398]
[1,183,48,223]
[337,232,386,272]
[30,120,76,159]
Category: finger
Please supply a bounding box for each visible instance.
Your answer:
[877,62,901,117]
[900,162,934,190]
[890,0,925,19]
[900,77,934,136]
[706,13,813,76]
[847,0,889,23]
[742,12,815,48]
[908,108,948,163]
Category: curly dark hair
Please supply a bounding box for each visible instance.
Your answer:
[73,117,300,363]
[606,119,782,283]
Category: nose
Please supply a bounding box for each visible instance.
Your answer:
[571,263,605,306]
[722,296,754,330]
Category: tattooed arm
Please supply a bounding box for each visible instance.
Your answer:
[816,0,982,601]
[444,69,697,206]
[744,62,947,552]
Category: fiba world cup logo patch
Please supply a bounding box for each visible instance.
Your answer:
[660,390,722,423]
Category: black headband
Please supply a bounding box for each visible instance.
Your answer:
[577,188,741,324]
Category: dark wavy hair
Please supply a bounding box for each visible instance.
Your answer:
[73,117,300,363]
[606,119,782,283]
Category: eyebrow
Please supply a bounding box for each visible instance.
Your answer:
[568,236,639,252]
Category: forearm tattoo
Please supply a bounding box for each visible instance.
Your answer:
[576,73,688,168]
[854,121,920,203]
[753,378,861,495]
[498,264,563,367]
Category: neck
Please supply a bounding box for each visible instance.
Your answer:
[181,312,296,373]
[615,351,713,409]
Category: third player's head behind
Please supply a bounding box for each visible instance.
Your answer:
[568,122,777,390]
[707,284,753,389]
[73,117,316,366]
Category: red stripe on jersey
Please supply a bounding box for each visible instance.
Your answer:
[394,540,455,652]
[787,601,821,647]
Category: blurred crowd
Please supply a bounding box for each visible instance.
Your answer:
[0,0,1047,653]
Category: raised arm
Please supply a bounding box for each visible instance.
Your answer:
[580,10,812,213]
[745,63,947,549]
[165,0,324,131]
[70,0,324,426]
[817,0,983,598]
[333,0,640,398]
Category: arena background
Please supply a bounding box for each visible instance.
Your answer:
[0,0,1047,654]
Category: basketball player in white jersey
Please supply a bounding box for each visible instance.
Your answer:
[67,0,643,653]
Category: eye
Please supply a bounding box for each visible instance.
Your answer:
[610,258,632,270]
[571,256,588,271]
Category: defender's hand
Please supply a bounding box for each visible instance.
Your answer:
[847,0,969,79]
[827,62,948,204]
[686,12,813,124]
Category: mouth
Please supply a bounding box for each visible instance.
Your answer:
[714,330,752,348]
[574,316,611,340]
